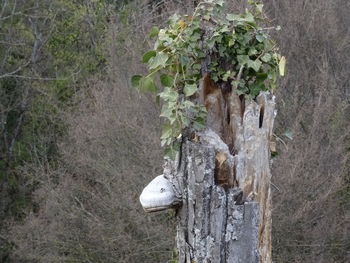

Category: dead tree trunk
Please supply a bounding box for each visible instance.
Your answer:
[140,87,275,262]
[140,46,276,263]
[135,2,282,262]
[160,85,276,262]
[140,86,275,262]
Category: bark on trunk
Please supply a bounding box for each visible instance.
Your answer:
[164,90,276,263]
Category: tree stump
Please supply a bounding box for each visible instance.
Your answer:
[140,85,276,262]
[161,88,275,262]
[138,4,278,261]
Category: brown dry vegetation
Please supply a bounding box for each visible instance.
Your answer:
[267,0,350,262]
[3,2,177,262]
[2,0,349,262]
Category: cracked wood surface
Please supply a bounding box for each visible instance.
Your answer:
[165,90,275,263]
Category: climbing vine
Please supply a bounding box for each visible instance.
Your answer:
[132,0,285,159]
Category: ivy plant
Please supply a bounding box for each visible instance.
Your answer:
[131,0,285,159]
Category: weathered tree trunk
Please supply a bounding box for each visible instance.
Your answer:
[137,2,280,262]
[162,88,276,262]
[140,70,276,262]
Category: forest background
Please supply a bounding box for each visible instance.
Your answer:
[0,0,349,262]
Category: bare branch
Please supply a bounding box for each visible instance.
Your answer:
[0,41,27,46]
[0,0,9,19]
[0,61,31,79]
[0,0,18,22]
[28,17,43,64]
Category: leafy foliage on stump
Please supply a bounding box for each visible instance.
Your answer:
[132,0,285,158]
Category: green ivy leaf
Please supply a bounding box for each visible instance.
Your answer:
[180,55,189,67]
[148,52,169,69]
[190,32,201,41]
[248,48,258,56]
[192,63,202,71]
[161,138,169,147]
[249,84,262,97]
[181,100,195,108]
[216,0,225,7]
[236,89,247,96]
[131,75,142,89]
[261,53,272,62]
[237,55,249,65]
[244,12,255,23]
[231,80,239,88]
[219,25,229,33]
[227,13,255,23]
[164,143,180,160]
[222,70,231,81]
[264,39,275,51]
[160,103,176,123]
[256,4,264,13]
[256,72,268,81]
[160,74,174,87]
[142,77,157,92]
[184,83,197,97]
[193,117,206,131]
[159,87,178,102]
[149,26,159,38]
[142,51,157,63]
[256,34,265,42]
[228,38,236,47]
[197,106,207,117]
[161,123,172,140]
[180,114,190,127]
[247,59,262,72]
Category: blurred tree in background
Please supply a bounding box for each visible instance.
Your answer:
[0,0,110,259]
[0,0,110,218]
[0,0,349,262]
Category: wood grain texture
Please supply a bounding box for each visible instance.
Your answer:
[164,91,275,263]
